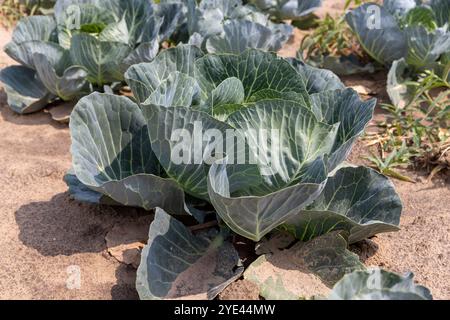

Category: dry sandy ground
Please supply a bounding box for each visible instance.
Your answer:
[0,27,138,300]
[348,144,450,300]
[0,1,449,299]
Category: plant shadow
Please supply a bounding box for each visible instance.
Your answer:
[15,192,150,299]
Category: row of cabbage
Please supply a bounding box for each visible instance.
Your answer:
[0,0,320,113]
[0,0,433,300]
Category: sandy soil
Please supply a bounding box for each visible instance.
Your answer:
[348,144,450,300]
[0,101,143,299]
[0,27,139,299]
[0,0,448,300]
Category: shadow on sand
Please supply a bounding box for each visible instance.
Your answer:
[15,192,151,299]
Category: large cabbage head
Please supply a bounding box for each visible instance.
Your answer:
[69,45,380,241]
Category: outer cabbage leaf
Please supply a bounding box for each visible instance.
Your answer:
[98,17,130,44]
[2,0,184,115]
[125,45,204,104]
[187,2,225,38]
[287,57,345,94]
[225,100,337,191]
[5,14,59,70]
[55,0,121,26]
[137,48,313,202]
[208,159,328,242]
[310,89,376,170]
[146,97,333,208]
[11,15,57,43]
[33,52,89,101]
[329,268,433,300]
[430,0,450,28]
[249,0,322,20]
[206,101,336,241]
[57,3,116,28]
[208,77,245,118]
[285,166,402,244]
[387,58,415,108]
[4,41,65,70]
[188,32,205,49]
[64,170,121,205]
[77,0,161,46]
[136,208,243,300]
[122,40,159,70]
[156,2,186,42]
[0,66,51,114]
[70,92,188,216]
[186,0,293,52]
[346,3,408,65]
[206,19,292,54]
[403,7,439,31]
[405,26,450,68]
[65,169,210,223]
[383,0,419,19]
[245,231,365,299]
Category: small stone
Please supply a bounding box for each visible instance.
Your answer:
[350,85,375,96]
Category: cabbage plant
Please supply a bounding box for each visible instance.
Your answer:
[346,0,450,106]
[329,268,432,300]
[0,0,184,114]
[247,0,323,21]
[67,45,403,299]
[184,0,294,54]
[20,0,57,15]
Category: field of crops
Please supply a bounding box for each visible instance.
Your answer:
[0,0,448,301]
